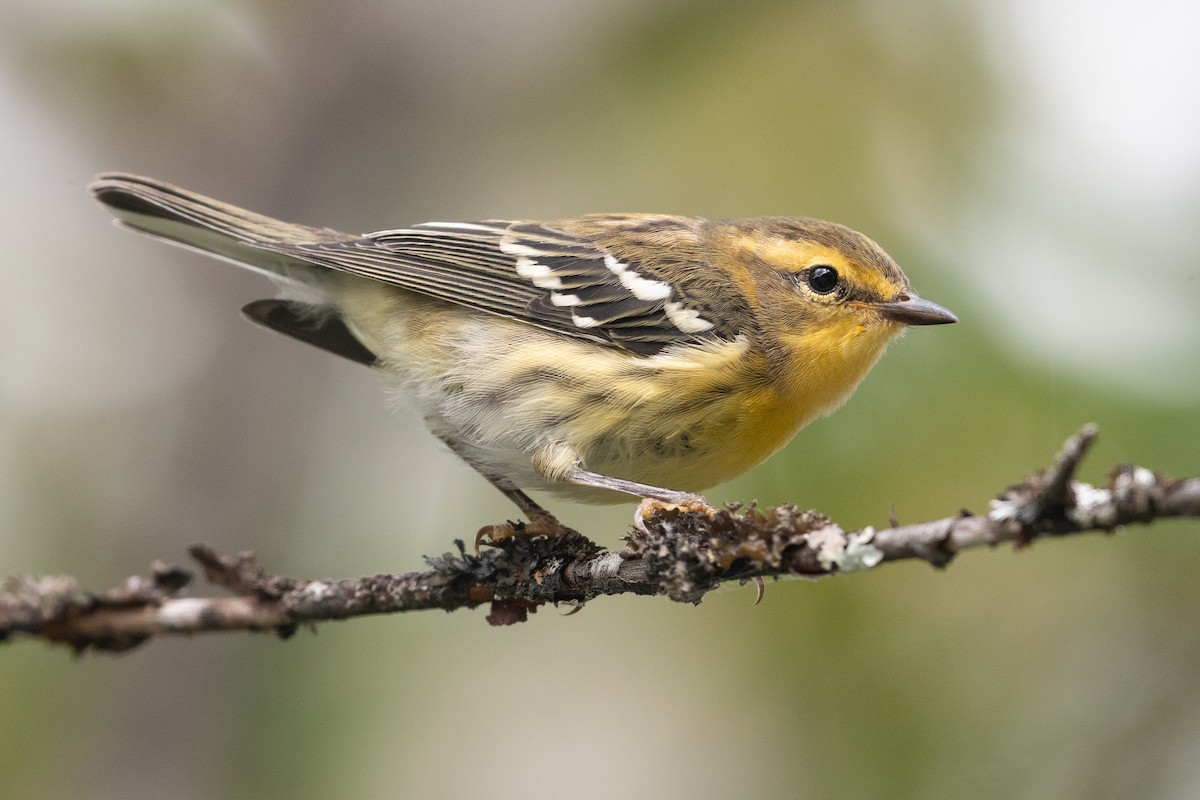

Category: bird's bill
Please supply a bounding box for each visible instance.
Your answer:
[874,294,958,326]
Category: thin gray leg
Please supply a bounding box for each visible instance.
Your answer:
[564,466,707,506]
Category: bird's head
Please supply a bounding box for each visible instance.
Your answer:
[721,217,956,404]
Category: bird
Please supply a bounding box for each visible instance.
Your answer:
[89,173,956,535]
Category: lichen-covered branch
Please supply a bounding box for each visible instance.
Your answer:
[2,425,1197,654]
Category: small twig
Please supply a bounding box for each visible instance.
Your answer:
[1,425,1197,654]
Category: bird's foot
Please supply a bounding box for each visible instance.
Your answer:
[475,508,570,552]
[632,493,717,534]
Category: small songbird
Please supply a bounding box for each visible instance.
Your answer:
[90,173,956,531]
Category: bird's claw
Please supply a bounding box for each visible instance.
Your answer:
[475,510,568,552]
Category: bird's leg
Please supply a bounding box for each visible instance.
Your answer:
[562,466,711,509]
[496,485,567,537]
[531,441,713,510]
[560,465,717,533]
[436,436,569,548]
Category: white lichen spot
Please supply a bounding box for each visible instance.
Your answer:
[1069,482,1117,527]
[592,552,625,578]
[1112,466,1158,515]
[839,527,884,572]
[303,581,332,601]
[987,498,1023,534]
[808,525,847,572]
[158,598,211,628]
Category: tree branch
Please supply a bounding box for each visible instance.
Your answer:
[3,425,1197,654]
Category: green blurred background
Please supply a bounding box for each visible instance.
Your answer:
[2,1,1198,798]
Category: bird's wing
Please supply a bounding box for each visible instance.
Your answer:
[282,217,748,356]
[89,174,750,356]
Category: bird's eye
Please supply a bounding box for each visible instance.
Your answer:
[805,265,840,295]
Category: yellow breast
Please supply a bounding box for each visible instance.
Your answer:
[337,280,901,504]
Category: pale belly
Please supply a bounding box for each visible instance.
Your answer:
[335,281,886,504]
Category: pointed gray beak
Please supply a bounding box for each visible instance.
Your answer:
[876,294,958,326]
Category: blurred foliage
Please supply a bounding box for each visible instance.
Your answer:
[0,1,1197,799]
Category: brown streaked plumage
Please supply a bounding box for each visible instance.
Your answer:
[89,173,956,527]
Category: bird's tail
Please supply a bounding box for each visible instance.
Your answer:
[89,173,351,287]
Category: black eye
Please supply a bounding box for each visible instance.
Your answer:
[805,265,840,294]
